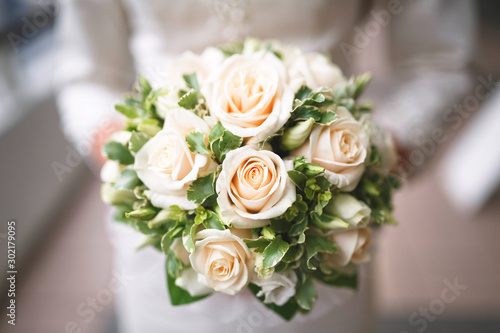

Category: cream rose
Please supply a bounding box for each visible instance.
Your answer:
[252,270,298,306]
[291,107,369,191]
[189,229,252,295]
[134,109,216,210]
[288,52,346,92]
[202,50,294,144]
[216,147,296,229]
[325,228,372,268]
[158,47,225,89]
[324,194,371,227]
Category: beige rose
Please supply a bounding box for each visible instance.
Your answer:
[288,52,346,92]
[134,109,216,210]
[216,146,296,229]
[157,47,225,89]
[326,228,372,268]
[189,229,252,295]
[202,50,294,144]
[291,107,369,191]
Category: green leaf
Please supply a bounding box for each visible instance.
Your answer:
[295,275,317,311]
[208,121,225,142]
[287,170,307,190]
[129,131,149,153]
[102,141,134,165]
[182,220,198,253]
[115,104,139,119]
[134,220,157,235]
[262,235,289,269]
[216,131,243,162]
[114,169,140,190]
[314,269,358,289]
[166,250,183,278]
[178,89,199,110]
[187,171,216,204]
[295,86,312,101]
[202,212,225,230]
[139,74,152,100]
[218,41,244,56]
[293,105,322,122]
[244,237,271,253]
[160,233,172,255]
[282,245,304,263]
[319,110,338,125]
[270,217,291,234]
[137,123,161,137]
[288,217,307,237]
[183,73,200,94]
[304,234,337,270]
[248,283,299,321]
[186,131,208,155]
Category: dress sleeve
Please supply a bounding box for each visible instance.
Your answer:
[375,0,476,151]
[54,0,135,156]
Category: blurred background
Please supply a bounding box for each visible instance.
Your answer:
[0,0,499,332]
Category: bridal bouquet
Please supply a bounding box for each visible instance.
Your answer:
[101,38,400,320]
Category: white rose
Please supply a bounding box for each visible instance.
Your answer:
[291,107,369,191]
[326,228,372,268]
[189,229,252,295]
[252,270,298,306]
[324,194,371,227]
[216,146,296,229]
[202,50,294,144]
[134,109,216,210]
[288,52,346,92]
[159,47,225,89]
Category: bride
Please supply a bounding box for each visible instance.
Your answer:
[54,1,474,332]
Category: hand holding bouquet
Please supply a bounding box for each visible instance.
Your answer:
[101,38,400,320]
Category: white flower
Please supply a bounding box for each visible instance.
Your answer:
[189,229,253,295]
[288,52,346,91]
[202,50,294,144]
[134,109,216,210]
[252,270,298,306]
[175,267,213,297]
[159,47,225,89]
[291,107,369,191]
[216,146,296,229]
[325,228,372,268]
[324,194,371,227]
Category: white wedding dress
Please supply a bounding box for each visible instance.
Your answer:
[55,0,474,332]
